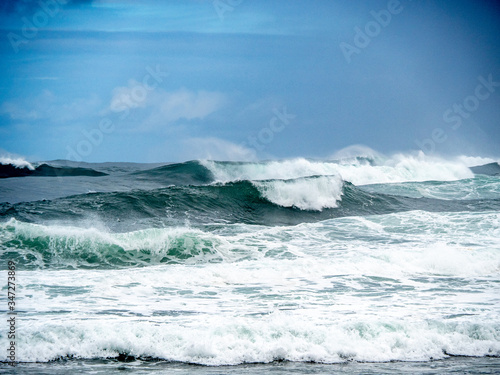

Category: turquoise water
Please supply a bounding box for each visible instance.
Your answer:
[1,155,499,371]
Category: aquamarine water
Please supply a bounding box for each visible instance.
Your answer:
[1,155,499,373]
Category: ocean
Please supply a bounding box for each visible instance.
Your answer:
[1,154,499,374]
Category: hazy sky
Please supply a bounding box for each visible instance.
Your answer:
[1,0,499,162]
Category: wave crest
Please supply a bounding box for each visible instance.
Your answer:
[0,219,228,269]
[200,153,475,186]
[0,155,34,170]
[253,175,344,211]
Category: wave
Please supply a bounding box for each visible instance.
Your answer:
[360,175,500,200]
[0,162,36,178]
[0,218,230,269]
[0,162,107,178]
[124,154,478,188]
[200,159,342,182]
[252,175,344,210]
[3,209,500,360]
[131,160,213,185]
[5,316,499,365]
[334,154,475,185]
[1,210,499,364]
[199,154,477,186]
[0,156,34,170]
[2,178,499,235]
[470,162,500,176]
[3,210,499,271]
[1,154,493,184]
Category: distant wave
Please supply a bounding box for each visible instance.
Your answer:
[0,156,35,170]
[132,155,479,188]
[2,154,495,182]
[2,176,498,230]
[0,162,108,178]
[130,160,213,185]
[200,155,475,186]
[361,175,500,200]
[470,162,500,176]
[130,156,496,190]
[1,154,498,227]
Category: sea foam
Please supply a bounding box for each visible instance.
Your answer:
[200,152,474,186]
[252,175,344,211]
[0,156,35,170]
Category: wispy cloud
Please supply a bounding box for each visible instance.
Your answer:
[156,88,227,122]
[1,90,102,123]
[108,84,228,130]
[182,137,257,161]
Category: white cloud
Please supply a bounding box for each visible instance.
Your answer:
[0,90,101,123]
[108,84,227,129]
[158,88,226,122]
[182,137,257,161]
[0,90,55,121]
[1,101,40,121]
[109,80,149,112]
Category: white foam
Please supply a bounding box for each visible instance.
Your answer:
[253,175,344,210]
[0,218,233,267]
[201,152,475,186]
[360,175,500,200]
[5,311,500,364]
[334,152,474,185]
[0,155,34,170]
[2,211,499,365]
[201,158,341,182]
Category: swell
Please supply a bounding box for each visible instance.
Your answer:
[127,156,480,186]
[360,175,500,200]
[130,160,213,185]
[1,178,499,230]
[1,157,497,183]
[470,162,500,176]
[0,163,107,178]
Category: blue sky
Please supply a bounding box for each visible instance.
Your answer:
[0,0,499,162]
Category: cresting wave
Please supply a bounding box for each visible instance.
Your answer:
[11,316,500,365]
[200,153,480,186]
[252,175,344,210]
[2,178,499,228]
[0,218,230,269]
[2,210,500,364]
[0,156,34,170]
[1,151,499,369]
[3,210,500,271]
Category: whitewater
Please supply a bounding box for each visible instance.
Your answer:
[0,152,499,374]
